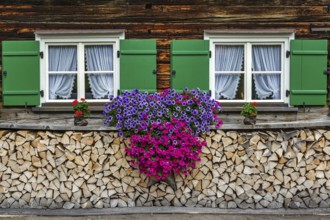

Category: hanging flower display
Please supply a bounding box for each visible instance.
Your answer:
[104,88,222,180]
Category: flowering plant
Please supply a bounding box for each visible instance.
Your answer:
[103,88,222,180]
[72,98,91,118]
[240,102,257,118]
[103,88,222,136]
[126,119,204,180]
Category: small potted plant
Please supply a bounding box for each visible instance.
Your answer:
[241,102,257,125]
[72,98,91,126]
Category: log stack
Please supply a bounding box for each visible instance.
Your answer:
[0,129,329,209]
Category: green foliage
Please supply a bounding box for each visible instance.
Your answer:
[72,98,91,118]
[240,102,257,118]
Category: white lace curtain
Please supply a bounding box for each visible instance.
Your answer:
[85,45,114,99]
[252,45,281,99]
[215,45,244,99]
[48,46,77,99]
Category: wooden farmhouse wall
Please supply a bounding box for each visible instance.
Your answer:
[0,0,330,105]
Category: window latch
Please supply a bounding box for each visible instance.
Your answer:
[117,50,120,58]
[40,51,44,59]
[323,70,330,75]
[286,50,290,58]
[286,90,290,97]
[40,90,44,97]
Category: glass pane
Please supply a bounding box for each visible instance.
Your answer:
[252,45,281,71]
[48,46,77,71]
[85,74,113,99]
[85,45,113,71]
[215,45,244,71]
[252,74,281,100]
[49,74,77,100]
[215,74,244,100]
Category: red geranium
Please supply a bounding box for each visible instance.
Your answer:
[72,98,90,118]
[72,99,79,106]
[74,110,83,117]
[241,102,257,118]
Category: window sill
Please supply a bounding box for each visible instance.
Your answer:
[32,104,298,114]
[221,106,298,113]
[32,103,105,113]
[0,118,329,131]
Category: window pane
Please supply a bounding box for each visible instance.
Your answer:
[252,74,281,100]
[85,74,113,99]
[215,45,244,71]
[49,74,77,100]
[215,74,244,100]
[48,46,77,71]
[85,45,113,71]
[215,45,245,100]
[252,45,281,71]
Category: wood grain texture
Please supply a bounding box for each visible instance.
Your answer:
[0,0,329,101]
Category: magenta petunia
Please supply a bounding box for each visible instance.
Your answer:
[126,119,205,180]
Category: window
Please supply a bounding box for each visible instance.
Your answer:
[47,44,114,101]
[205,32,294,103]
[36,30,124,103]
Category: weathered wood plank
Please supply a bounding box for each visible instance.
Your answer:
[2,0,330,6]
[0,5,328,23]
[0,0,329,97]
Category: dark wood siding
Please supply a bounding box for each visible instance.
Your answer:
[0,0,330,99]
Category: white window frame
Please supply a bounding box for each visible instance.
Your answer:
[204,32,294,104]
[35,30,125,104]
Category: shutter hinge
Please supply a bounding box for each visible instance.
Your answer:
[323,70,330,75]
[286,90,290,97]
[209,51,212,58]
[40,90,44,97]
[117,50,120,58]
[286,50,290,58]
[40,51,44,59]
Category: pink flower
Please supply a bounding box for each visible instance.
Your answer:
[126,120,204,180]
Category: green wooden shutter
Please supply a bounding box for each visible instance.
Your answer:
[119,39,157,94]
[290,40,328,106]
[2,41,40,106]
[170,40,209,92]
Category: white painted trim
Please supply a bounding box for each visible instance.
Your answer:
[204,32,295,103]
[37,31,125,105]
[246,43,252,101]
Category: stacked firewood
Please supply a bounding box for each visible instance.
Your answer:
[0,129,329,209]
